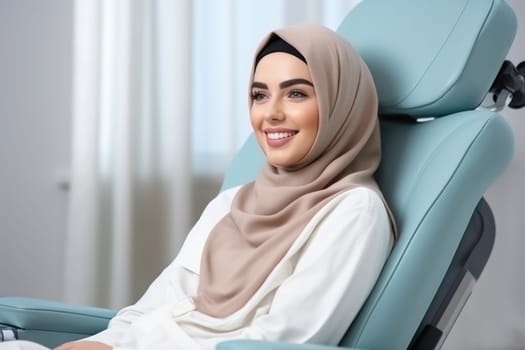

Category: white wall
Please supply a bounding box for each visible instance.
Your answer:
[0,0,72,300]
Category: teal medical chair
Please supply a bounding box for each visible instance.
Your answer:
[1,0,524,349]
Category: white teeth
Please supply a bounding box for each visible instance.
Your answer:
[267,132,296,140]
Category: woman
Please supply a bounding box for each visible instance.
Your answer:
[2,24,395,350]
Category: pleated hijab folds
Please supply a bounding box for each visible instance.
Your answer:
[194,24,394,317]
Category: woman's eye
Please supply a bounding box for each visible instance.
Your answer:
[289,90,307,98]
[251,91,267,102]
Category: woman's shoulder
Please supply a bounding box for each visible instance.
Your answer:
[311,186,393,244]
[326,186,386,216]
[296,186,390,252]
[302,186,393,257]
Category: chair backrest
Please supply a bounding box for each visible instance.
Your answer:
[221,0,517,349]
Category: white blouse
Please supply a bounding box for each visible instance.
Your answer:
[86,186,393,350]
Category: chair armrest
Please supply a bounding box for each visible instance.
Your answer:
[0,297,116,347]
[217,340,363,350]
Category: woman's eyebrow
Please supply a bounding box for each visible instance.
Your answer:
[251,81,268,89]
[280,78,313,89]
[251,78,314,90]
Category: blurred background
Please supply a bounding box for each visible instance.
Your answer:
[0,0,523,349]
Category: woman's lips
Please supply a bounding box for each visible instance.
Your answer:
[265,130,298,147]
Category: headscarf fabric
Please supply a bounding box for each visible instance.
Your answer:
[194,24,394,318]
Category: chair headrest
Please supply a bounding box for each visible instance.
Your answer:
[337,0,517,118]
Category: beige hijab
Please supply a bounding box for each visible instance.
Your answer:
[194,24,394,317]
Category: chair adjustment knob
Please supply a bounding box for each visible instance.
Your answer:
[490,60,525,110]
[508,61,525,109]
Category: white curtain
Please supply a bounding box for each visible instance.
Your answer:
[65,0,193,308]
[65,0,360,309]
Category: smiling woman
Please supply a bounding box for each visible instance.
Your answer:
[0,24,394,350]
[191,27,396,323]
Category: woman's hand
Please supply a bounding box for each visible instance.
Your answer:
[54,341,112,350]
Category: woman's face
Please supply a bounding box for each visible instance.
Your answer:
[250,52,319,168]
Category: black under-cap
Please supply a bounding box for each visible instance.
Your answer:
[255,34,307,66]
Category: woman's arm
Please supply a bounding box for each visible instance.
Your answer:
[70,187,239,349]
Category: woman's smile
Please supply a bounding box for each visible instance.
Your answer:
[265,128,299,147]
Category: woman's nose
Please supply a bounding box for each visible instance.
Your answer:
[264,100,285,121]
